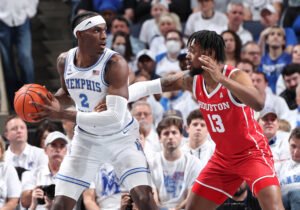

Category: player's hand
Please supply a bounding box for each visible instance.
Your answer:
[29,92,64,121]
[199,55,224,83]
[94,100,107,112]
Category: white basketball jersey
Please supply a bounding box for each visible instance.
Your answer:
[64,47,133,135]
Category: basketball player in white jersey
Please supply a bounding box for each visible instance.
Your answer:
[29,12,158,210]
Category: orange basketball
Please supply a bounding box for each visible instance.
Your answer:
[14,84,53,123]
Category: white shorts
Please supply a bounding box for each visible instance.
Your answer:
[54,119,152,200]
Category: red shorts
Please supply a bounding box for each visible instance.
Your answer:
[192,150,280,205]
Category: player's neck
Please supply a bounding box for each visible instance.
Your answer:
[203,72,219,93]
[163,149,182,161]
[76,49,102,68]
[10,142,27,156]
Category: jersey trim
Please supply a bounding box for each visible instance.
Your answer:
[195,180,232,198]
[226,67,246,107]
[251,172,276,192]
[72,48,107,71]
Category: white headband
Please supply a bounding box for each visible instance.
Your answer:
[73,16,106,38]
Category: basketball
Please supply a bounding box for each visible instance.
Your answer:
[14,84,53,123]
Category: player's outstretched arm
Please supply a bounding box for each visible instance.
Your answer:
[199,55,264,111]
[128,71,193,103]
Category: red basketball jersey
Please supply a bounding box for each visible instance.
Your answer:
[193,65,271,156]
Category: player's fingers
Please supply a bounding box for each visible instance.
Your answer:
[36,92,52,105]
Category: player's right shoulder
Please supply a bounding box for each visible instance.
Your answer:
[57,51,68,74]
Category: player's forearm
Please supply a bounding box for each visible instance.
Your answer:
[220,76,265,111]
[84,200,100,210]
[128,79,162,102]
[1,198,19,210]
[54,88,74,107]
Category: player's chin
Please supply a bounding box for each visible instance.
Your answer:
[189,67,204,76]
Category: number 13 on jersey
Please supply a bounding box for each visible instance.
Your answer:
[207,114,225,133]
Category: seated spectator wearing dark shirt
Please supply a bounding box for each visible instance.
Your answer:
[280,64,300,110]
[217,181,261,210]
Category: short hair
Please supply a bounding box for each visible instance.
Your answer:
[112,31,134,60]
[281,63,300,77]
[226,0,244,13]
[5,115,23,132]
[156,117,183,136]
[237,59,254,70]
[112,15,130,27]
[278,119,291,133]
[158,12,182,33]
[241,41,259,54]
[131,101,152,113]
[71,11,100,32]
[34,121,60,148]
[0,136,5,162]
[252,71,268,82]
[165,29,183,41]
[221,30,242,62]
[289,126,300,142]
[187,109,204,126]
[188,30,225,63]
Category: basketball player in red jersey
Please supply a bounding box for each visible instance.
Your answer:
[124,30,285,209]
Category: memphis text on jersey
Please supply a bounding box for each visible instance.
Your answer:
[65,78,102,93]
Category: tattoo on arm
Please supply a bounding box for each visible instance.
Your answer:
[161,71,192,92]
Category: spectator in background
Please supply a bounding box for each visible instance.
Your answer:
[34,121,60,149]
[259,25,292,94]
[0,0,38,110]
[237,59,255,76]
[185,0,228,36]
[159,72,199,125]
[258,107,291,167]
[181,109,215,167]
[4,115,48,175]
[111,31,137,72]
[123,0,152,24]
[21,131,68,209]
[217,181,262,210]
[107,16,146,55]
[150,117,204,209]
[292,84,300,128]
[83,162,125,210]
[76,0,122,33]
[222,0,253,45]
[150,12,182,56]
[280,64,300,110]
[277,127,300,210]
[135,49,160,80]
[292,44,300,64]
[191,0,231,14]
[155,30,184,77]
[221,30,242,67]
[243,0,283,21]
[241,41,262,70]
[282,0,300,28]
[177,49,188,71]
[0,136,21,210]
[139,0,169,46]
[258,4,298,54]
[251,71,295,126]
[131,101,162,152]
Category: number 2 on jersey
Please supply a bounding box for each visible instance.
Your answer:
[207,114,225,133]
[79,93,89,108]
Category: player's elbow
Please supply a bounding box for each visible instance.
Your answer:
[253,99,265,112]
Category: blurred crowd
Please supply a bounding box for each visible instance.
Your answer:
[1,0,300,209]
